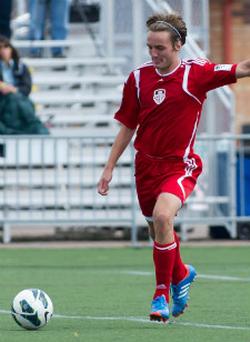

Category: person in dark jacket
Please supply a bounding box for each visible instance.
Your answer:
[0,35,49,134]
[0,0,12,39]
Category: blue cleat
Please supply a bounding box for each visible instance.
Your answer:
[150,294,169,322]
[171,264,197,317]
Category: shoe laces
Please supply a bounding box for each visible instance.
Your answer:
[152,295,167,309]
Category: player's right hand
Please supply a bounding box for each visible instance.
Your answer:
[97,169,112,196]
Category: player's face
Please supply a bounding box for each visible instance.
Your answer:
[147,30,181,74]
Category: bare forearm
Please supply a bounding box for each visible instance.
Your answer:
[236,60,250,78]
[105,124,135,171]
[98,124,135,196]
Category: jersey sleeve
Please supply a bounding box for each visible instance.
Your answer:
[114,72,140,129]
[193,61,237,92]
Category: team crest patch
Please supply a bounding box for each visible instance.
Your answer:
[153,88,166,105]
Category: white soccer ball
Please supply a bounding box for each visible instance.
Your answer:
[11,289,53,330]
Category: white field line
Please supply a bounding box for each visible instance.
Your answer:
[122,271,250,282]
[1,309,250,331]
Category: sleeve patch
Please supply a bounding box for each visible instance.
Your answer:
[214,64,233,72]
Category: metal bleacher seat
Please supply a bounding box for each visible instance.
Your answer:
[24,56,126,69]
[30,88,121,132]
[31,90,121,106]
[36,106,117,131]
[32,74,125,88]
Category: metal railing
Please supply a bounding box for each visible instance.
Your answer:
[177,134,250,241]
[0,135,137,244]
[0,134,250,244]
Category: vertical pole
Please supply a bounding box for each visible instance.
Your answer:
[239,141,245,216]
[100,0,114,59]
[15,0,27,16]
[107,0,114,59]
[132,0,144,68]
[205,92,217,214]
[99,0,105,53]
[3,224,11,244]
[202,0,210,55]
[229,96,237,238]
[130,143,138,247]
[182,0,191,33]
[223,0,233,63]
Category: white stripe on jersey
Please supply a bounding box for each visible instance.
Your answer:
[133,69,140,99]
[182,64,201,104]
[184,58,209,66]
[192,58,208,66]
[133,61,154,100]
[136,61,154,69]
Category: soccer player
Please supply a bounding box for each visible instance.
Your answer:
[97,12,250,322]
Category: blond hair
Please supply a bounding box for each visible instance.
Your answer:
[146,13,187,45]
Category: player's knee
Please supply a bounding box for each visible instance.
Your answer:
[153,212,173,232]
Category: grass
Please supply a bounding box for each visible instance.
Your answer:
[0,246,249,342]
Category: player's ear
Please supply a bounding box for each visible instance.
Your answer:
[174,39,182,51]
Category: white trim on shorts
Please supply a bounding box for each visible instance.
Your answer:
[145,216,154,222]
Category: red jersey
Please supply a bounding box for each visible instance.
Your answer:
[114,58,237,159]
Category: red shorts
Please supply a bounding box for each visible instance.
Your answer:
[135,152,203,218]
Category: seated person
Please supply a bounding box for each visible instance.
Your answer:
[0,35,49,134]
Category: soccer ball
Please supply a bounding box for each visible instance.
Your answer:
[11,289,53,330]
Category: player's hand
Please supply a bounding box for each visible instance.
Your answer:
[97,168,112,196]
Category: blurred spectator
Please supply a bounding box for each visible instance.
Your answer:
[0,0,12,38]
[28,0,70,58]
[0,35,49,134]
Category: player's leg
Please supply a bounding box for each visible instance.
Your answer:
[168,161,202,317]
[171,230,197,317]
[135,152,198,321]
[172,231,187,285]
[171,263,197,317]
[147,220,155,240]
[148,219,196,319]
[149,192,181,322]
[153,192,181,244]
[148,220,187,285]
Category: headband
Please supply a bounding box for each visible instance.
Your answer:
[155,21,182,39]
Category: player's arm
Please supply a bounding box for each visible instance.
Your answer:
[97,124,135,196]
[235,60,250,78]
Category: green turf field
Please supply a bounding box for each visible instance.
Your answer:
[0,245,249,342]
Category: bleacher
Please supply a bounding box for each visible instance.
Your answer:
[27,57,125,131]
[26,47,125,133]
[0,8,138,243]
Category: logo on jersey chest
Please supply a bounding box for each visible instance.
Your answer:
[153,88,166,105]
